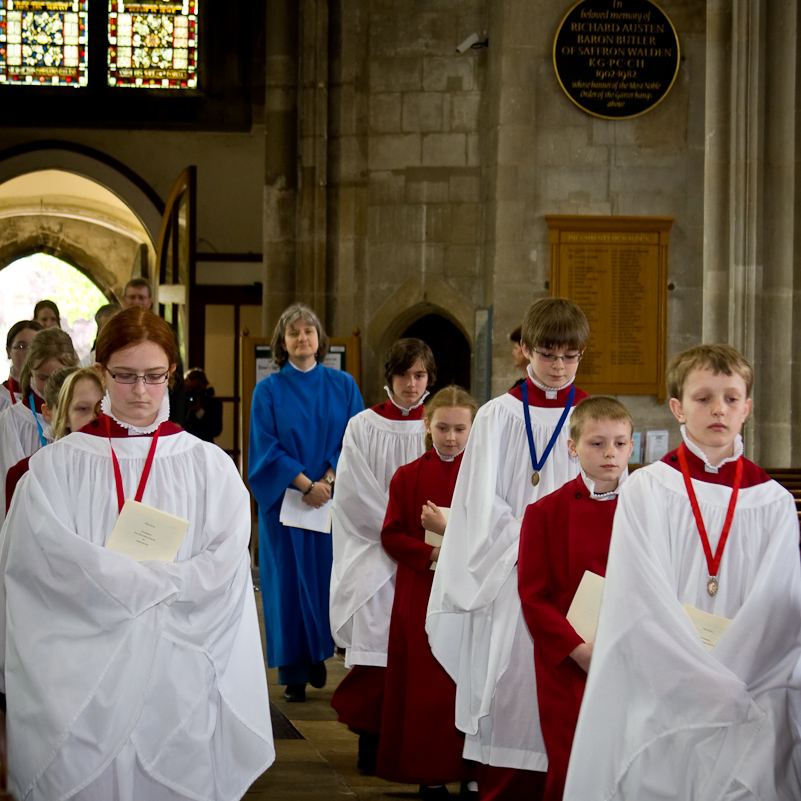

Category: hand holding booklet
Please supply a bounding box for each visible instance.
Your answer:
[279,488,332,533]
[425,507,450,571]
[566,571,605,643]
[106,499,190,563]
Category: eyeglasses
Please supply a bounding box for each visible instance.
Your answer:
[108,371,170,385]
[9,343,30,351]
[532,348,583,365]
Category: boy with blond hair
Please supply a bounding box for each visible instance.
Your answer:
[565,344,801,801]
[427,298,591,799]
[519,397,634,801]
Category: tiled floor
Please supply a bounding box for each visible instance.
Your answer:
[245,585,462,800]
[245,655,462,800]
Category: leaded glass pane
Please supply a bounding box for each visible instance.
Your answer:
[0,1,88,87]
[107,1,198,89]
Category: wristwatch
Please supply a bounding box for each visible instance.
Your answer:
[323,475,335,487]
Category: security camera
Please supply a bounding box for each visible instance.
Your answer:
[456,33,480,53]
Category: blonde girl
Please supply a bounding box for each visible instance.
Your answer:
[50,367,104,439]
[377,385,478,798]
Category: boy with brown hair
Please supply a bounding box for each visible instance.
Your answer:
[427,297,590,800]
[519,397,633,801]
[565,344,801,801]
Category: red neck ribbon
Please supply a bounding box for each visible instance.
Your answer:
[677,443,743,580]
[4,376,18,404]
[106,415,163,514]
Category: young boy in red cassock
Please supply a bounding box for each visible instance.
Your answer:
[518,396,633,801]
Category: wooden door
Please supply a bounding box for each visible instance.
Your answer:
[155,166,197,368]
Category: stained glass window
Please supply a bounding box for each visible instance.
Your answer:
[108,1,198,89]
[0,1,88,87]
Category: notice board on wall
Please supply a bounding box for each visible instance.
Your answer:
[545,215,673,401]
[239,333,362,480]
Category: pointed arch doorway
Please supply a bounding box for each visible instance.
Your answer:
[401,313,471,392]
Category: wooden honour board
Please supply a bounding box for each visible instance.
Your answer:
[546,215,672,401]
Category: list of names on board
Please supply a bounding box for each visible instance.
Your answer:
[546,217,671,399]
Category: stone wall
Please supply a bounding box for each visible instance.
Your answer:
[331,0,707,434]
[482,0,705,444]
[331,0,489,403]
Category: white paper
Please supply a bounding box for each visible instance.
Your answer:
[645,430,670,463]
[279,488,332,533]
[105,499,189,563]
[683,604,732,651]
[425,507,449,571]
[566,570,605,643]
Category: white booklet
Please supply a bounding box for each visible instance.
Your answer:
[566,571,605,643]
[683,604,732,651]
[279,488,332,533]
[106,499,189,563]
[424,507,450,571]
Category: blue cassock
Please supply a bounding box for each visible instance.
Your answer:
[248,362,363,668]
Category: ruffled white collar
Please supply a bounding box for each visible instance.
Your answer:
[680,425,743,473]
[287,359,318,373]
[580,467,627,500]
[384,385,429,415]
[434,444,466,462]
[101,391,170,435]
[526,364,575,400]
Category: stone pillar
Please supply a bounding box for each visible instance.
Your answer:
[703,0,797,465]
[760,0,797,465]
[263,0,299,334]
[326,0,368,337]
[297,0,330,318]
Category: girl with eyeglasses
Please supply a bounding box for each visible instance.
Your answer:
[0,320,43,412]
[0,306,275,800]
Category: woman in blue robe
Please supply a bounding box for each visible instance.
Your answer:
[249,303,363,701]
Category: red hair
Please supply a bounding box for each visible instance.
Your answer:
[96,307,178,368]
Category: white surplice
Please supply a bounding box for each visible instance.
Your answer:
[426,391,581,770]
[0,426,275,801]
[0,401,51,518]
[0,383,19,414]
[330,408,426,666]
[564,461,801,801]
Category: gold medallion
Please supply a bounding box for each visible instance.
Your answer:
[531,471,540,487]
[707,576,719,597]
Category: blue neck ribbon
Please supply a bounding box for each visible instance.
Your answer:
[29,393,47,448]
[520,381,575,476]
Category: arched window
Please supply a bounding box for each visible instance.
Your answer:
[0,253,108,363]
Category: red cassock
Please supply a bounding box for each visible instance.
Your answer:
[518,474,617,801]
[376,449,470,785]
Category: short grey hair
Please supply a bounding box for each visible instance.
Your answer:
[270,303,329,368]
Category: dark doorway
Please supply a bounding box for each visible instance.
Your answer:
[401,314,471,392]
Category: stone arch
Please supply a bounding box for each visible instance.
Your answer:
[0,222,138,301]
[364,276,475,403]
[0,142,163,296]
[0,140,164,239]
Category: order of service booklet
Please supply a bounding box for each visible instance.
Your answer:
[566,570,605,643]
[279,488,333,533]
[424,506,450,571]
[683,604,732,651]
[106,499,190,563]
